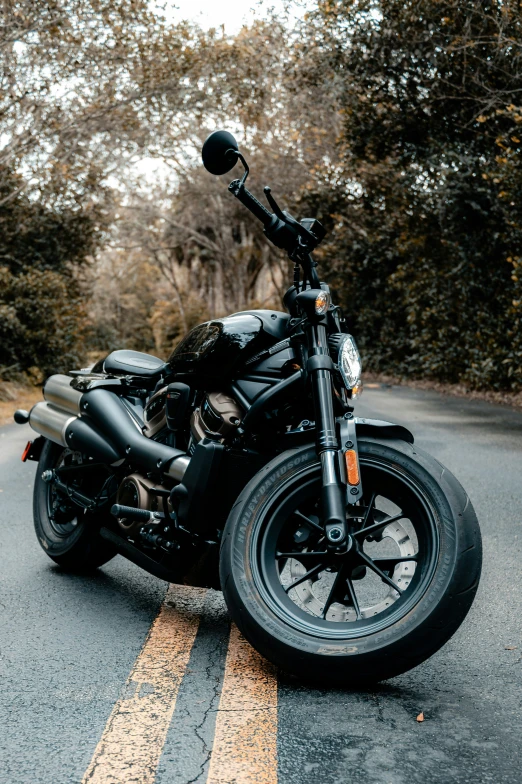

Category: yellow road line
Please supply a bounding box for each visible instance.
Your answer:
[207,624,278,784]
[82,584,207,784]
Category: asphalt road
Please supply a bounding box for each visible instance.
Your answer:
[1,385,521,784]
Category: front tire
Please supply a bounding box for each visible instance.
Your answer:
[34,440,117,571]
[220,439,482,685]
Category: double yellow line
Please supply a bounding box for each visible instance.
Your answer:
[82,585,278,784]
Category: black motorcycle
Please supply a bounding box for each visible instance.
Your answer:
[15,131,482,684]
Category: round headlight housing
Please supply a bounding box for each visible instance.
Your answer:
[338,334,362,394]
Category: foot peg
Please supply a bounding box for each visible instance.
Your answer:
[111,504,159,522]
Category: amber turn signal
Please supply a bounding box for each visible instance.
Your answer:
[314,291,330,315]
[345,449,360,485]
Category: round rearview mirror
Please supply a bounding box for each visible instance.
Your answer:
[202,130,239,176]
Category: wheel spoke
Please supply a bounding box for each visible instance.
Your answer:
[371,555,418,572]
[353,512,404,540]
[284,562,326,593]
[293,509,323,533]
[358,550,405,594]
[345,577,362,620]
[276,551,328,559]
[320,563,346,619]
[357,492,376,532]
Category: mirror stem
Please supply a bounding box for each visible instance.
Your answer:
[236,152,250,187]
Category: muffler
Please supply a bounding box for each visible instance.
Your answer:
[27,374,190,481]
[27,373,83,442]
[29,401,121,464]
[43,374,82,414]
[29,401,76,445]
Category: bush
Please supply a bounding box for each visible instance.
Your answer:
[0,164,108,379]
[0,267,86,379]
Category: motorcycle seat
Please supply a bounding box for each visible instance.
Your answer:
[97,350,167,378]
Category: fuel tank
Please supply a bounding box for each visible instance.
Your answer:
[167,310,289,380]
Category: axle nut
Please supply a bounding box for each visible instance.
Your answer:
[327,527,344,542]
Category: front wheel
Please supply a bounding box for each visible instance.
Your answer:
[220,439,482,684]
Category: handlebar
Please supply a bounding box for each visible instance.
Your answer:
[228,180,274,227]
[228,178,325,282]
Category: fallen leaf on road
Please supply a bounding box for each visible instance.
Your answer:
[416,712,424,722]
[505,645,517,650]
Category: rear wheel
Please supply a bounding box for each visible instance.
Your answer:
[34,440,117,571]
[220,439,482,684]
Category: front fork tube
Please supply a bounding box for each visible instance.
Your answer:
[308,324,348,546]
[320,449,347,545]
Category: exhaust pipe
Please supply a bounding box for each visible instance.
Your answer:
[79,388,190,480]
[43,374,82,414]
[27,374,83,443]
[28,374,190,481]
[29,401,122,464]
[29,401,75,445]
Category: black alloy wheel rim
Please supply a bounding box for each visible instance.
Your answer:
[251,458,440,640]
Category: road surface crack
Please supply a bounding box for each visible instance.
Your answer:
[186,628,227,784]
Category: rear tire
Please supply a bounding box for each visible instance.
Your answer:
[220,439,482,685]
[34,440,117,571]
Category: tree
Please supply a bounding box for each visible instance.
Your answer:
[5,0,519,393]
[295,0,522,389]
[0,165,105,273]
[1,4,316,369]
[0,0,202,376]
[0,264,87,379]
[0,162,107,378]
[1,0,193,208]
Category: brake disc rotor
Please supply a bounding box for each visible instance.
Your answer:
[284,521,417,622]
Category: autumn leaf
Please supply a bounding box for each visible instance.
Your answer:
[416,712,425,722]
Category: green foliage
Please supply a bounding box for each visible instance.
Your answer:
[0,166,105,274]
[298,0,522,389]
[0,266,86,379]
[0,164,107,378]
[2,0,521,392]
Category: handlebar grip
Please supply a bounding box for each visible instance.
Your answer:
[229,180,274,227]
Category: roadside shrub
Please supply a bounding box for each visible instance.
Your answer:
[0,267,86,379]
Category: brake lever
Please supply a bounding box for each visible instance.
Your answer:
[264,186,285,220]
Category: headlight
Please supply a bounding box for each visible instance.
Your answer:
[330,333,362,395]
